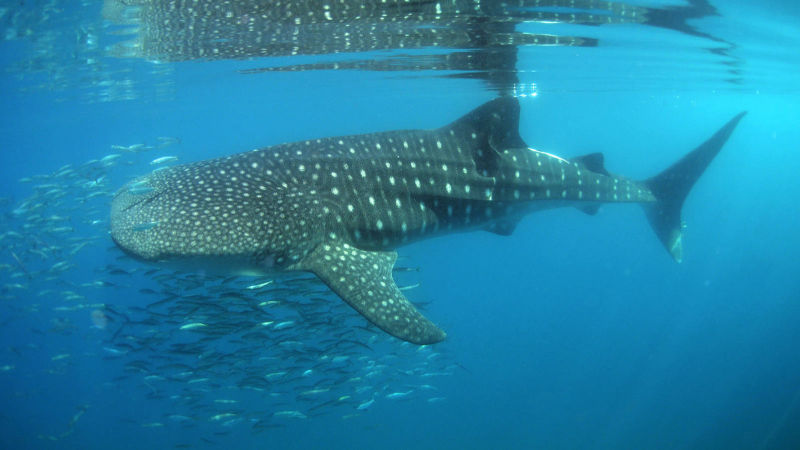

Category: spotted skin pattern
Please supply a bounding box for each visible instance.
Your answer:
[111,98,745,344]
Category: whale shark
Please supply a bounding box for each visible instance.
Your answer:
[110,98,745,344]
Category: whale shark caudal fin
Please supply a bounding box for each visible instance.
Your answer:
[297,241,446,345]
[643,112,747,263]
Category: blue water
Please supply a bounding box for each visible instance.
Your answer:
[2,1,800,449]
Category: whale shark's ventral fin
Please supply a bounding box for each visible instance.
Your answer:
[298,241,446,345]
[643,112,747,263]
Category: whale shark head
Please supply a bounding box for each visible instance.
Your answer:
[110,158,298,275]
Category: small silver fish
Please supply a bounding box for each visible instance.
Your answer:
[245,280,273,290]
[273,320,295,330]
[101,154,122,163]
[127,180,154,195]
[273,411,307,419]
[385,390,413,399]
[150,156,178,165]
[356,396,375,410]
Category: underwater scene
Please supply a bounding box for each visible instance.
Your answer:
[1,1,799,449]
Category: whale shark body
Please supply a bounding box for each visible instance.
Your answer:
[110,98,745,344]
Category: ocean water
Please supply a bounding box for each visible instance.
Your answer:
[1,1,799,449]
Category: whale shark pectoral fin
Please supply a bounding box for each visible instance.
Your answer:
[297,242,446,345]
[484,218,520,236]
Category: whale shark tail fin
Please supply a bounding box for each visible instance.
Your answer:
[643,112,746,263]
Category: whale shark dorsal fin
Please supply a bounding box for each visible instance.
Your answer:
[443,97,525,177]
[297,241,446,345]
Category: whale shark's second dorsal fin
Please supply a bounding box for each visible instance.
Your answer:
[296,241,446,345]
[573,152,610,176]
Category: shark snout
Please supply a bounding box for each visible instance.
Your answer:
[110,177,164,259]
